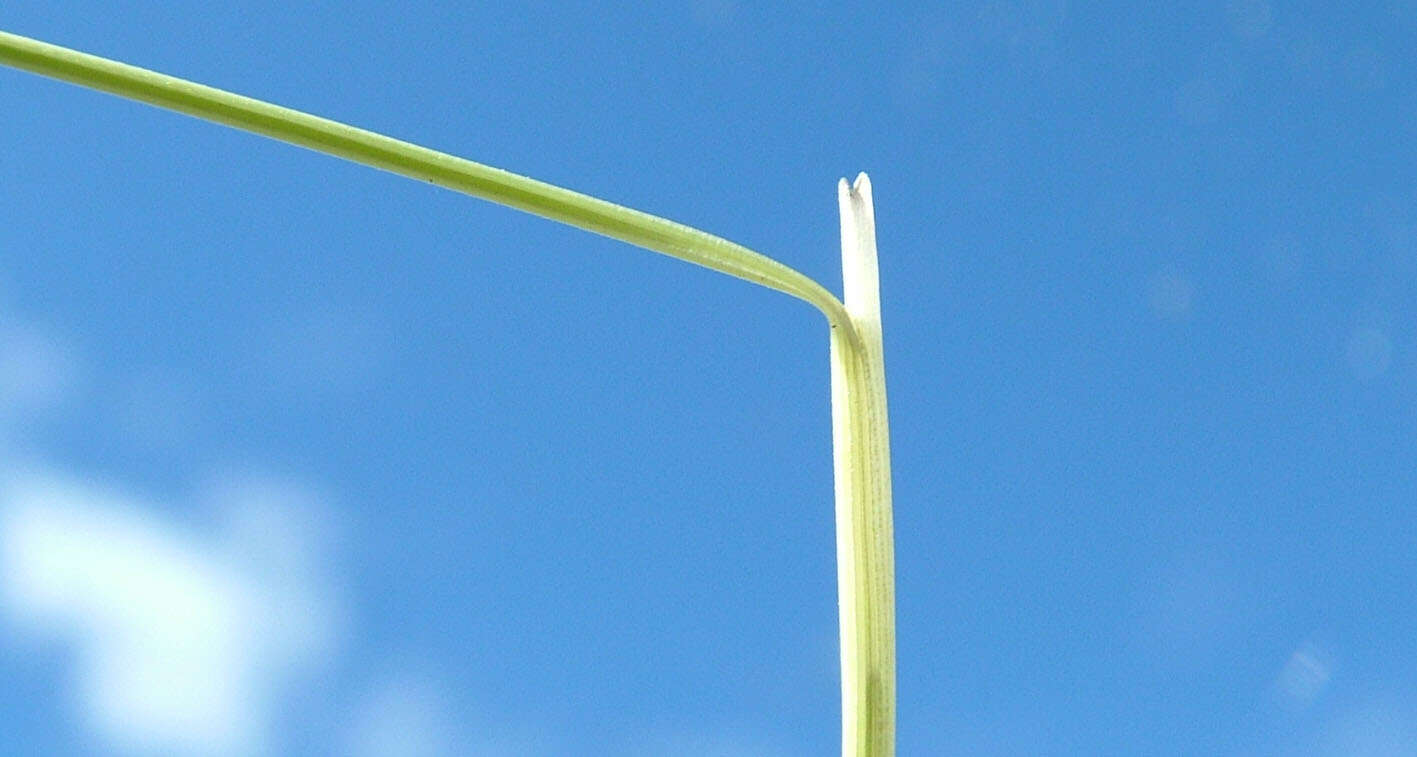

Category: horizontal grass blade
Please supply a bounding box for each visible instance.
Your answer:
[0,29,854,338]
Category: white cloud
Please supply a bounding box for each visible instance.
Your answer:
[1273,641,1333,709]
[0,466,338,756]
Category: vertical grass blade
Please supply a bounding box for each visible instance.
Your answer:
[830,173,896,756]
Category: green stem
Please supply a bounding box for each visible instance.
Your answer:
[831,174,895,756]
[0,29,895,756]
[0,30,853,340]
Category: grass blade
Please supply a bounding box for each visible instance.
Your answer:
[0,30,852,334]
[831,174,895,756]
[0,29,896,755]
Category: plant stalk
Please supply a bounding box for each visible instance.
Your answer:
[0,29,896,756]
[831,174,895,756]
[0,30,853,339]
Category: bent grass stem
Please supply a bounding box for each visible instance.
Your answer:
[0,29,896,756]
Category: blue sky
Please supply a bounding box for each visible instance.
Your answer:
[1,2,1415,755]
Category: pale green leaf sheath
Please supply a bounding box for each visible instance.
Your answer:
[0,29,896,757]
[831,175,895,757]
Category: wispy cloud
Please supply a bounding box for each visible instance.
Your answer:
[1273,641,1333,710]
[0,466,339,756]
